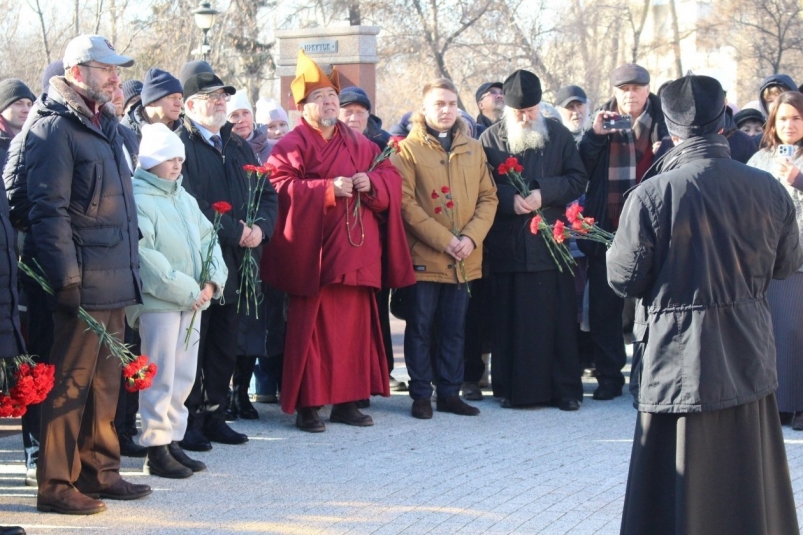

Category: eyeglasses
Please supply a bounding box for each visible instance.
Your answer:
[195,92,230,103]
[79,64,122,76]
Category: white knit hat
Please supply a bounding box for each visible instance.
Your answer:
[255,98,289,125]
[138,123,186,170]
[226,89,253,118]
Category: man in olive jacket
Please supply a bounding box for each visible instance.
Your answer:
[391,78,497,420]
[610,75,802,535]
[175,72,277,451]
[480,69,587,410]
[25,35,149,514]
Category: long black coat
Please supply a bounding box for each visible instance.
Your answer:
[607,135,803,414]
[25,77,141,310]
[480,117,588,273]
[578,93,667,257]
[0,179,25,360]
[174,117,278,303]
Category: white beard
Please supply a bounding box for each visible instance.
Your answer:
[187,108,228,130]
[504,107,550,153]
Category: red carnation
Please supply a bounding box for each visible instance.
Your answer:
[123,355,158,392]
[242,164,258,173]
[566,203,583,223]
[498,163,509,175]
[584,216,595,225]
[389,137,404,151]
[441,186,450,194]
[431,190,439,199]
[505,156,519,168]
[212,201,232,215]
[434,207,442,214]
[257,165,275,175]
[514,164,524,173]
[529,215,542,235]
[446,201,455,209]
[553,220,567,244]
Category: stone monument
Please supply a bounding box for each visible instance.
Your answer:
[275,26,380,124]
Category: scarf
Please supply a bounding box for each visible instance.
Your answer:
[605,97,654,228]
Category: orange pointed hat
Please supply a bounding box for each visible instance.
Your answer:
[290,49,341,105]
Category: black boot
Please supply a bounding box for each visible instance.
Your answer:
[233,356,259,420]
[144,445,193,479]
[224,388,238,421]
[168,442,206,472]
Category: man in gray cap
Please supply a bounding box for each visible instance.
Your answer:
[22,34,149,514]
[480,69,587,411]
[475,81,504,129]
[554,85,589,143]
[610,74,801,535]
[577,63,667,402]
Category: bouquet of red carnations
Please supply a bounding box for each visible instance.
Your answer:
[18,260,157,392]
[497,156,575,273]
[0,356,55,417]
[431,186,471,296]
[239,165,273,316]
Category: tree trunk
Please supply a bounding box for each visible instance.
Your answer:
[348,0,361,26]
[668,0,683,77]
[32,0,51,64]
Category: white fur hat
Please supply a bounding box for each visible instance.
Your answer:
[227,89,253,118]
[138,123,185,170]
[255,98,289,125]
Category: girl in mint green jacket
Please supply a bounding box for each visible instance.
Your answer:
[127,123,227,479]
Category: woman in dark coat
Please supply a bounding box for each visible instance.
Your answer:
[747,91,803,429]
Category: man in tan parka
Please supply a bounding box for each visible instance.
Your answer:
[391,78,498,420]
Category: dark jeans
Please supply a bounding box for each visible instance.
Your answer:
[404,281,470,400]
[185,302,240,430]
[588,255,626,388]
[114,325,140,437]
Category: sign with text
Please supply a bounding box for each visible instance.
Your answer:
[301,40,339,54]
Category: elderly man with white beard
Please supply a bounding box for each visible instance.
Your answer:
[555,85,590,144]
[480,69,588,410]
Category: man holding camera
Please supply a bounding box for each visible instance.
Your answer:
[577,64,667,401]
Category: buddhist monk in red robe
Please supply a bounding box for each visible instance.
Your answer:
[264,50,415,432]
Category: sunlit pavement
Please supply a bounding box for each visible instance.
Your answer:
[2,318,803,534]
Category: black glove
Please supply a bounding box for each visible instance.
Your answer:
[55,284,81,317]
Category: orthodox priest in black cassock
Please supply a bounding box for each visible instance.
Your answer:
[480,69,588,409]
[608,75,801,535]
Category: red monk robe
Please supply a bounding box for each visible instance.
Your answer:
[265,118,415,414]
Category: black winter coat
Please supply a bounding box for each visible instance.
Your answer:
[578,93,668,258]
[174,117,278,303]
[25,77,141,309]
[607,135,803,413]
[0,129,11,168]
[0,179,25,359]
[4,99,41,233]
[480,118,588,273]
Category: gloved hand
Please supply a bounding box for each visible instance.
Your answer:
[55,284,81,317]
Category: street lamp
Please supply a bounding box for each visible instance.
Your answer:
[192,2,219,63]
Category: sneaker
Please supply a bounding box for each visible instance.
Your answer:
[25,467,37,487]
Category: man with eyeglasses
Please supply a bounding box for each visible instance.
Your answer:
[22,34,149,515]
[475,81,504,129]
[122,68,183,141]
[175,71,278,452]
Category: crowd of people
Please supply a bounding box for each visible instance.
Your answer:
[0,31,802,534]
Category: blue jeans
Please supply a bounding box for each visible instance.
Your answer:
[404,281,471,400]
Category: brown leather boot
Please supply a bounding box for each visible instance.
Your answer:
[330,402,373,427]
[295,407,325,433]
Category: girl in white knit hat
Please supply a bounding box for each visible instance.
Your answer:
[127,122,227,479]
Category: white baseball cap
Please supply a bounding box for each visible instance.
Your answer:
[63,34,135,69]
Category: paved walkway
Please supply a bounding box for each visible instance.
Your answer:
[2,318,803,534]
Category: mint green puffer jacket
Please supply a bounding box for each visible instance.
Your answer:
[126,168,227,327]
